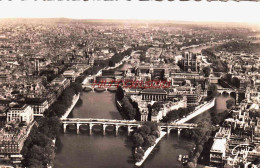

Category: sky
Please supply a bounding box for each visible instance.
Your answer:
[0,1,260,24]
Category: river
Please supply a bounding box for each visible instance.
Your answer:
[54,91,229,168]
[182,44,214,53]
[54,44,226,168]
[54,92,196,168]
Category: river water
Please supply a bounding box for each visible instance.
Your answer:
[54,91,229,168]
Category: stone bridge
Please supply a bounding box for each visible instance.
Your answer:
[82,83,118,92]
[217,88,238,104]
[61,118,197,136]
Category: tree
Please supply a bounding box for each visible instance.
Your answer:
[231,77,240,88]
[134,152,143,162]
[38,117,61,139]
[71,82,82,94]
[208,84,218,97]
[116,86,124,101]
[202,66,211,77]
[133,133,144,147]
[226,99,235,109]
[52,103,67,117]
[140,54,146,62]
[121,97,136,120]
[224,74,232,83]
[138,125,151,136]
[108,60,115,67]
[143,135,156,148]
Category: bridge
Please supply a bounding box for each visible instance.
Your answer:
[217,88,237,96]
[61,118,197,136]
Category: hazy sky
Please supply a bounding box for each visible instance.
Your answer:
[0,1,260,24]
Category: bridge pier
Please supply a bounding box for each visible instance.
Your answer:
[115,125,119,136]
[167,127,171,136]
[127,126,131,136]
[76,123,81,134]
[89,124,93,135]
[103,124,107,136]
[63,124,67,133]
[178,129,182,137]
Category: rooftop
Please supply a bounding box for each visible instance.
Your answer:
[141,88,167,94]
[211,138,227,154]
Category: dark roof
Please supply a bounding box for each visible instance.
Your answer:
[141,88,167,94]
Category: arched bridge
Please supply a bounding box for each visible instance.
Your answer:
[61,118,197,136]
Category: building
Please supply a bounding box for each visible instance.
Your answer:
[151,97,187,122]
[210,138,227,166]
[51,76,70,89]
[24,99,49,117]
[0,126,29,167]
[181,51,198,72]
[210,127,231,166]
[63,70,77,82]
[7,104,34,125]
[140,89,168,101]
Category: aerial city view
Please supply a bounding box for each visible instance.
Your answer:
[0,1,260,168]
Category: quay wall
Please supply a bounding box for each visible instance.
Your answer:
[61,94,80,119]
[176,98,215,124]
[135,131,167,167]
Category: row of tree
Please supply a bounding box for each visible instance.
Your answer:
[21,82,82,167]
[115,86,137,120]
[202,49,228,72]
[132,122,160,162]
[120,97,136,120]
[222,74,241,88]
[21,117,61,168]
[183,100,233,167]
[45,82,82,117]
[161,107,195,123]
[183,118,215,168]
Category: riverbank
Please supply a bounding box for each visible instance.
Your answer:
[106,55,130,70]
[176,98,215,124]
[61,94,80,119]
[135,131,167,167]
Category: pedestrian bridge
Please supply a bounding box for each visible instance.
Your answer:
[61,118,197,136]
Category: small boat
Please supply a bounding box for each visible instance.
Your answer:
[178,154,182,162]
[182,155,189,164]
[83,87,92,92]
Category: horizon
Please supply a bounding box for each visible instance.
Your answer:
[0,1,260,26]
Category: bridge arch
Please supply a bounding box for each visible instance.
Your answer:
[230,92,236,99]
[222,91,230,97]
[79,125,89,133]
[92,124,103,134]
[104,125,115,134]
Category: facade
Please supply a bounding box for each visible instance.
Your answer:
[210,138,227,165]
[181,51,198,72]
[140,89,167,101]
[210,127,231,166]
[63,70,77,82]
[7,104,34,125]
[51,77,70,89]
[25,99,49,117]
[151,97,187,122]
[0,126,29,167]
